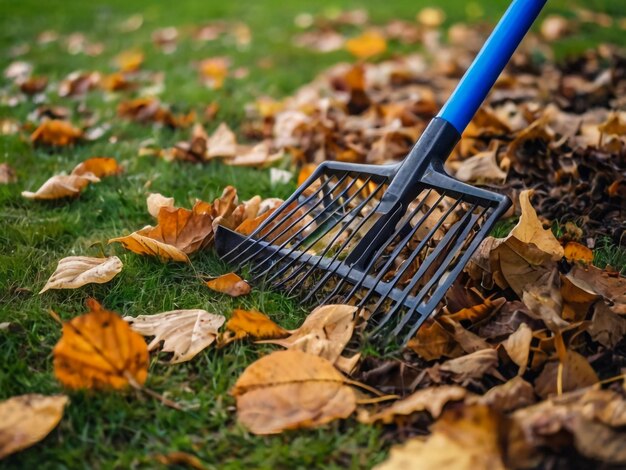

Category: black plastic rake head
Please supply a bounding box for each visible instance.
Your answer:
[215,0,546,345]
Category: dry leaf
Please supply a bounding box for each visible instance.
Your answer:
[563,241,593,264]
[511,190,564,261]
[114,49,144,72]
[53,298,149,390]
[345,31,387,59]
[0,163,17,184]
[22,173,100,200]
[588,302,626,348]
[407,320,463,361]
[565,265,626,314]
[472,376,536,412]
[30,120,82,146]
[146,193,175,218]
[226,142,282,167]
[205,272,250,297]
[110,202,214,262]
[125,309,225,363]
[207,122,237,158]
[535,350,598,398]
[259,305,358,364]
[453,148,507,184]
[359,385,468,424]
[40,256,123,293]
[224,309,289,342]
[199,57,229,89]
[375,405,505,470]
[501,322,532,374]
[71,157,121,178]
[0,394,68,459]
[231,350,356,434]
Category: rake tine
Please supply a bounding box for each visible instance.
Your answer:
[235,173,358,269]
[368,203,476,335]
[389,209,486,338]
[258,176,380,286]
[224,172,348,265]
[314,189,437,305]
[283,181,388,298]
[400,208,494,343]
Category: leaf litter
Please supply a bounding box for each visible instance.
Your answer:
[2,7,626,469]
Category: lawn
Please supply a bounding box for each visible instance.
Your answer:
[0,0,624,468]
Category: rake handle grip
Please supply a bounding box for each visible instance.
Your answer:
[438,0,546,133]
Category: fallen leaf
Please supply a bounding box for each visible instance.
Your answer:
[534,349,598,398]
[472,376,536,412]
[30,120,82,146]
[501,322,532,374]
[427,349,501,385]
[231,350,356,434]
[71,157,121,178]
[416,7,446,27]
[226,142,282,167]
[375,404,505,470]
[359,385,468,424]
[125,309,225,363]
[146,193,175,218]
[110,202,214,262]
[0,394,68,459]
[588,302,626,348]
[566,264,626,314]
[224,309,289,342]
[407,320,463,361]
[345,30,387,59]
[53,298,149,389]
[40,256,123,293]
[154,452,205,470]
[0,163,17,184]
[199,57,229,89]
[259,305,358,364]
[21,173,100,200]
[114,49,144,72]
[511,190,564,261]
[207,122,237,158]
[452,147,507,184]
[205,272,251,297]
[564,241,593,264]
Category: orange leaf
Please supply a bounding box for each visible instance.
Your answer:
[71,157,122,178]
[199,57,229,90]
[225,308,289,341]
[30,120,82,146]
[53,298,149,390]
[445,296,507,323]
[205,272,251,297]
[114,49,144,72]
[21,173,100,200]
[563,241,593,264]
[345,30,387,59]
[297,163,318,186]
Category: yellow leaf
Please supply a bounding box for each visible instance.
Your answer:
[205,272,251,297]
[199,57,229,90]
[114,49,144,72]
[53,299,149,390]
[563,241,593,264]
[224,309,289,342]
[21,173,100,200]
[125,309,225,363]
[71,157,122,178]
[30,120,83,146]
[40,256,123,293]
[231,350,356,434]
[345,30,387,59]
[0,394,68,459]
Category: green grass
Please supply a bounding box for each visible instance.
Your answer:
[1,0,624,468]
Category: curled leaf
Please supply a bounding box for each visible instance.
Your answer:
[30,120,82,146]
[71,157,121,178]
[125,309,225,363]
[22,173,100,200]
[205,272,250,297]
[224,309,289,343]
[40,256,123,293]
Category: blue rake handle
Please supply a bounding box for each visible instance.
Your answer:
[438,0,547,134]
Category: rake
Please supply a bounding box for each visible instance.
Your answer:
[216,0,547,345]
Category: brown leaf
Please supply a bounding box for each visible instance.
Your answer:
[407,320,463,361]
[472,376,536,412]
[40,256,123,293]
[428,349,502,386]
[452,147,507,184]
[359,385,468,424]
[71,157,121,178]
[0,394,68,459]
[53,299,149,390]
[259,305,358,365]
[30,120,83,146]
[566,264,626,314]
[501,322,533,374]
[375,404,505,470]
[205,272,250,297]
[231,350,356,434]
[225,142,282,167]
[0,163,17,184]
[224,308,289,342]
[154,452,205,470]
[125,309,225,363]
[109,202,214,262]
[534,349,598,398]
[522,268,570,332]
[22,173,100,200]
[588,301,626,348]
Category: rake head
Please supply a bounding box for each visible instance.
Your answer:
[215,122,510,345]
